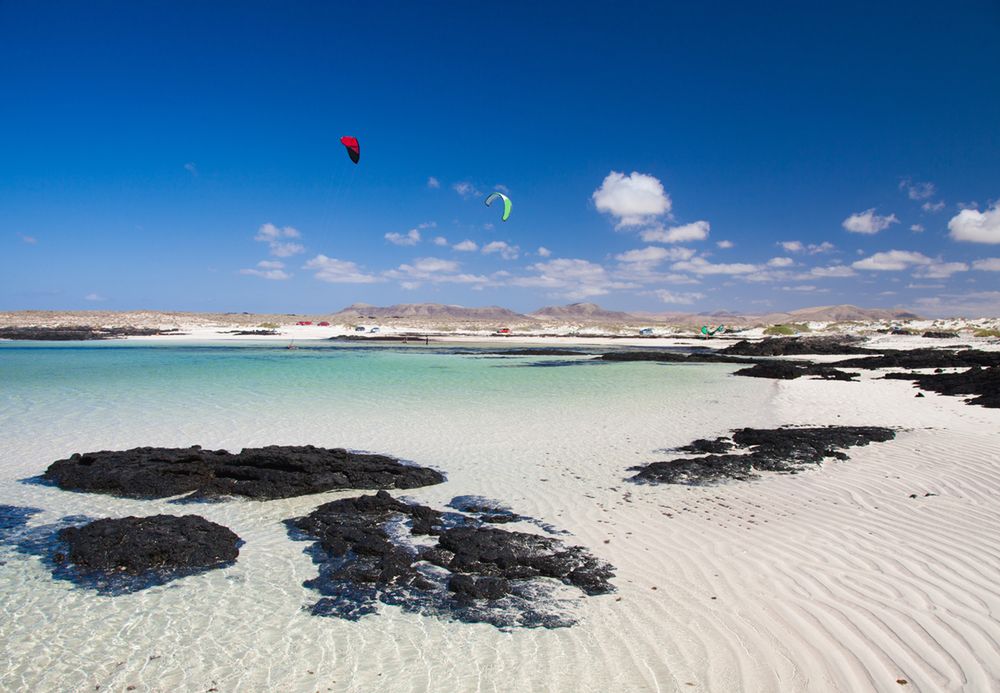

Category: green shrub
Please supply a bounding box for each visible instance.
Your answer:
[764,323,811,336]
[258,322,279,329]
[973,328,1000,338]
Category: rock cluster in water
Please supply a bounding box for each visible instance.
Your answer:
[287,490,615,629]
[43,445,445,500]
[630,426,896,485]
[57,514,240,575]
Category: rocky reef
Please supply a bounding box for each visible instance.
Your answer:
[43,445,445,500]
[884,366,1000,408]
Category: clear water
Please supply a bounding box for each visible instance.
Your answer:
[0,340,775,692]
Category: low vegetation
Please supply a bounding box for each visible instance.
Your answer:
[974,328,1000,338]
[763,323,812,336]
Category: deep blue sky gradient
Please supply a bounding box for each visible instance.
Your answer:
[2,1,998,314]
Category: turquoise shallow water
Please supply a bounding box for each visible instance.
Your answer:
[0,340,777,692]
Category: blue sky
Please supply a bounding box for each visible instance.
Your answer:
[2,1,999,316]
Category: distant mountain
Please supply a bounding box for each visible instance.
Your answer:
[530,302,637,322]
[776,304,920,322]
[331,303,528,322]
[630,304,921,326]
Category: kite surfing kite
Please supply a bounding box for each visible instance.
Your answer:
[701,325,725,337]
[340,136,360,164]
[484,192,512,222]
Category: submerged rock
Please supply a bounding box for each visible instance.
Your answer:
[732,362,858,381]
[600,351,753,364]
[58,514,240,574]
[43,445,445,500]
[884,366,1000,409]
[287,490,615,629]
[630,426,896,485]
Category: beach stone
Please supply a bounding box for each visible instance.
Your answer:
[630,426,896,485]
[58,515,239,574]
[43,445,445,500]
[287,490,615,629]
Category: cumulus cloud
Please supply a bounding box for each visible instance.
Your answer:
[780,240,834,254]
[453,239,478,252]
[767,257,795,267]
[384,257,489,287]
[537,246,551,257]
[780,285,827,292]
[433,236,449,246]
[240,260,290,280]
[948,202,1000,244]
[427,176,440,189]
[453,181,481,198]
[670,257,758,275]
[640,220,709,244]
[972,258,1000,271]
[592,171,672,228]
[652,290,705,304]
[255,223,304,257]
[913,262,969,279]
[912,291,1000,318]
[780,241,804,252]
[899,178,935,200]
[303,255,380,283]
[910,224,925,232]
[716,240,734,249]
[385,228,421,246]
[512,258,636,299]
[922,201,945,213]
[842,209,899,234]
[809,265,856,278]
[852,250,932,271]
[615,246,695,265]
[481,240,520,259]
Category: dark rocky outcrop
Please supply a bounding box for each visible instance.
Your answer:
[600,351,754,364]
[57,515,240,574]
[922,331,959,339]
[732,362,858,381]
[630,426,896,485]
[0,326,178,341]
[287,490,615,629]
[43,445,445,501]
[833,349,1000,370]
[723,336,868,356]
[884,367,1000,408]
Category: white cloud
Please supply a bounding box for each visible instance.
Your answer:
[910,224,925,232]
[780,285,827,292]
[303,255,380,283]
[184,162,198,177]
[427,176,440,189]
[255,223,304,257]
[914,262,969,279]
[453,181,481,198]
[912,291,1000,317]
[592,171,671,228]
[640,220,709,244]
[670,257,758,275]
[948,202,1000,244]
[453,239,478,252]
[537,246,551,257]
[433,236,449,246]
[780,241,804,252]
[384,257,490,287]
[84,292,106,301]
[240,260,290,280]
[767,257,795,267]
[972,258,1000,271]
[852,250,932,271]
[922,201,946,213]
[385,229,421,246]
[809,265,856,278]
[615,246,695,264]
[780,240,834,254]
[716,240,734,249]
[842,209,899,234]
[899,178,935,200]
[512,258,636,299]
[652,290,705,304]
[481,240,520,259]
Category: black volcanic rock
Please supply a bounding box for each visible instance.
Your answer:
[43,445,445,500]
[600,351,754,364]
[0,326,177,341]
[833,349,1000,370]
[723,336,868,356]
[732,362,859,381]
[57,515,240,574]
[884,366,1000,408]
[630,426,896,485]
[922,331,959,339]
[287,490,615,629]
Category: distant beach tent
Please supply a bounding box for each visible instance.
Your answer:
[701,325,725,336]
[484,192,512,221]
[340,136,360,164]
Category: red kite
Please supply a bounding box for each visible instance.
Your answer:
[340,136,360,164]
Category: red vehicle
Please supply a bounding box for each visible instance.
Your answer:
[296,321,313,326]
[317,321,330,327]
[496,327,511,335]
